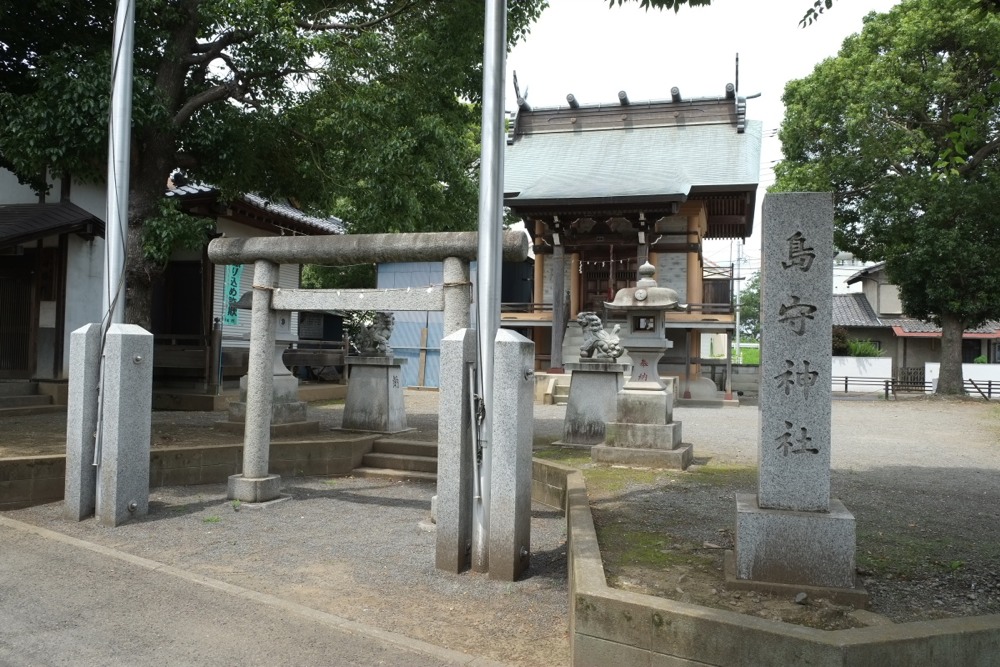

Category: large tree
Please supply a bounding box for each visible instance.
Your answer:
[773,0,1000,394]
[0,0,545,327]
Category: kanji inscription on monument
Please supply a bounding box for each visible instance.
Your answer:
[758,196,833,511]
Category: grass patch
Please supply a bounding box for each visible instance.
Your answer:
[533,447,591,467]
[202,515,221,524]
[686,463,757,488]
[597,524,713,569]
[857,529,953,578]
[584,465,661,493]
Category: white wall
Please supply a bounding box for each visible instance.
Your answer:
[830,356,893,393]
[925,362,1000,398]
[61,235,105,378]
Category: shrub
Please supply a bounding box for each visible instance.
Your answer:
[974,355,988,364]
[832,326,850,356]
[847,339,882,357]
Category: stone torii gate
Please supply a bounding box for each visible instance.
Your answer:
[208,230,527,500]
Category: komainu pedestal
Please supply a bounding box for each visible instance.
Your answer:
[341,357,410,434]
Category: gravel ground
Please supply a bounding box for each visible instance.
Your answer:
[4,390,1000,648]
[6,478,569,667]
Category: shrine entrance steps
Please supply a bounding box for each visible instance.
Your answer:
[353,438,437,482]
[0,381,64,417]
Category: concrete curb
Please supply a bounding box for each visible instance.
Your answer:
[0,515,505,667]
[530,459,1000,667]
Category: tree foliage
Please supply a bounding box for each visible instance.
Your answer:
[0,0,546,326]
[737,271,760,341]
[773,0,1000,394]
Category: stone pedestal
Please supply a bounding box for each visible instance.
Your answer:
[555,360,626,447]
[341,357,410,433]
[735,494,857,589]
[595,386,691,469]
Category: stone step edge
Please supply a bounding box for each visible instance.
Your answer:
[351,467,436,482]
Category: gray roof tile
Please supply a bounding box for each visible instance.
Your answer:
[832,293,883,327]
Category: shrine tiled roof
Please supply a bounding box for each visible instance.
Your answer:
[504,95,762,209]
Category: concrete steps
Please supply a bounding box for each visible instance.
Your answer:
[0,381,62,417]
[354,437,438,481]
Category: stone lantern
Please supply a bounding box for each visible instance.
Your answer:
[594,262,692,469]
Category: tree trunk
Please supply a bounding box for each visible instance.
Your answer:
[936,313,966,395]
[121,120,182,330]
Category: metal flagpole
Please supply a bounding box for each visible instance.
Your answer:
[94,0,135,513]
[472,0,507,572]
[103,0,134,328]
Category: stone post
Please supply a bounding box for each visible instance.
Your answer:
[96,324,153,527]
[229,259,282,503]
[442,257,471,336]
[488,329,534,581]
[64,323,101,521]
[436,328,476,573]
[734,193,860,594]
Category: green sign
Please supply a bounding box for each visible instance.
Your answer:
[223,264,244,325]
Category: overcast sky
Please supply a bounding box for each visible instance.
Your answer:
[505,0,900,274]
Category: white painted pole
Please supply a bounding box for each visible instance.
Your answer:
[473,0,507,573]
[103,0,134,328]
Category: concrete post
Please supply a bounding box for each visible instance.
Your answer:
[436,328,476,573]
[96,324,153,527]
[228,259,282,502]
[442,257,471,336]
[488,329,535,581]
[64,323,102,521]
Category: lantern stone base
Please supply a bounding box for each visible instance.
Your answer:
[592,442,692,469]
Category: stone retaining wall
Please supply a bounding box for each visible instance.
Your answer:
[0,436,376,510]
[531,459,1000,667]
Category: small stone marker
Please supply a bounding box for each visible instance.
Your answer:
[735,193,860,592]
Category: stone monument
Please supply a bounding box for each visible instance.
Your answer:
[731,192,864,603]
[556,312,627,447]
[592,263,691,469]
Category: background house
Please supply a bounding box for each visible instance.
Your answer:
[833,262,1000,386]
[0,168,343,407]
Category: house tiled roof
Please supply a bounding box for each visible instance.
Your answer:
[0,202,104,248]
[882,318,1000,335]
[845,261,886,285]
[239,193,345,234]
[832,293,884,328]
[165,184,345,235]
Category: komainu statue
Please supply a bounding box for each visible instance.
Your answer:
[351,311,395,356]
[577,311,623,360]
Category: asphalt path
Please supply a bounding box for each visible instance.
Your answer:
[0,519,495,667]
